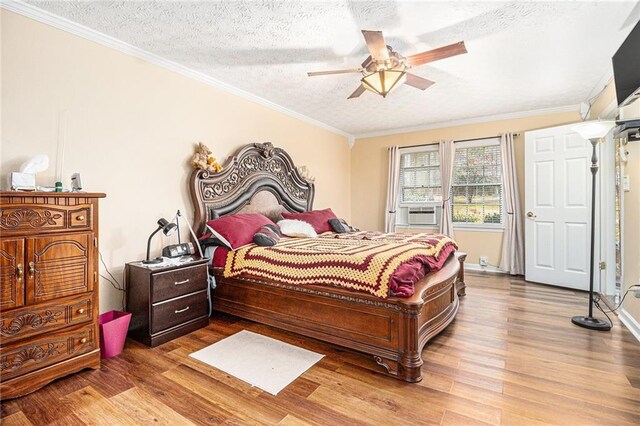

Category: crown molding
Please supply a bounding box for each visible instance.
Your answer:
[347,135,355,149]
[1,0,353,141]
[353,104,581,140]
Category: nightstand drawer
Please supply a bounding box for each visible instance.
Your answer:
[151,291,208,334]
[151,264,207,303]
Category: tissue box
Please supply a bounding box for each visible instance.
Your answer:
[9,172,36,190]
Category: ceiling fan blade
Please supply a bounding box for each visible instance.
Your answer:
[404,73,435,90]
[405,41,467,67]
[361,30,390,61]
[347,84,366,99]
[307,68,363,77]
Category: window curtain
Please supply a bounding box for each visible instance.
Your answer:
[499,132,524,275]
[439,140,455,237]
[384,146,401,233]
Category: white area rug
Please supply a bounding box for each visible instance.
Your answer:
[189,330,324,395]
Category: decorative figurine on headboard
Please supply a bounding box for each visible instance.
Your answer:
[191,142,223,173]
[297,165,315,183]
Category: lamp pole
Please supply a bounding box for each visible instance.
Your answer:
[570,137,611,331]
[587,138,598,320]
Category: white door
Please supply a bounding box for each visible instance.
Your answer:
[524,124,594,290]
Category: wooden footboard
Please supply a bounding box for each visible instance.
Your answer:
[211,252,466,382]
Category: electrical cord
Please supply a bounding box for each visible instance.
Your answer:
[592,284,640,329]
[98,250,126,310]
[594,284,640,313]
[594,299,614,328]
[580,83,610,120]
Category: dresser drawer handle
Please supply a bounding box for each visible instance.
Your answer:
[174,279,190,285]
[174,306,190,314]
[77,308,86,315]
[76,215,85,221]
[28,261,35,279]
[80,337,87,344]
[16,264,23,280]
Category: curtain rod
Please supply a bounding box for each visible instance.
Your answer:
[397,133,521,150]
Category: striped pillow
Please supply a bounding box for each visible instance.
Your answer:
[253,224,282,246]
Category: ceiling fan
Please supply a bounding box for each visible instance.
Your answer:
[307,30,467,99]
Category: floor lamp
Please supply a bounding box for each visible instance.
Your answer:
[570,120,616,331]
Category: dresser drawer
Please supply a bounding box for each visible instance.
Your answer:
[0,204,93,235]
[68,206,92,230]
[151,290,208,334]
[0,323,96,381]
[0,294,94,345]
[151,264,207,303]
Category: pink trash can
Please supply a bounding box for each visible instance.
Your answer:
[99,311,132,358]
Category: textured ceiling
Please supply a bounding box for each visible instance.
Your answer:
[26,1,640,135]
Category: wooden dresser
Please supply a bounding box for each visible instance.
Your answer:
[0,192,105,399]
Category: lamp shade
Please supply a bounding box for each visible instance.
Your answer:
[362,70,407,97]
[157,218,177,236]
[571,121,616,140]
[143,218,177,264]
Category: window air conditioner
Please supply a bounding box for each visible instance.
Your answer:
[407,207,437,225]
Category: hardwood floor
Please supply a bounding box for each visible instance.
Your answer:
[2,273,639,425]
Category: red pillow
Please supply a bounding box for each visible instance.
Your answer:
[206,213,274,250]
[281,208,337,234]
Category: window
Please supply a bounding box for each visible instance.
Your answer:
[399,148,442,203]
[451,141,503,226]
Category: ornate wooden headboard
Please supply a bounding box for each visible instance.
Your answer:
[189,142,315,236]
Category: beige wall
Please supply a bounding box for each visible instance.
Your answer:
[351,111,581,266]
[588,78,640,329]
[0,11,351,312]
[622,143,640,325]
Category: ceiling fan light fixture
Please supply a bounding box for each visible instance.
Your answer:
[361,69,407,98]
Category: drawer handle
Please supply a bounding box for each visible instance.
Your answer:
[174,279,190,285]
[77,308,86,315]
[28,261,35,279]
[76,215,85,221]
[80,337,87,344]
[16,264,23,280]
[174,306,190,314]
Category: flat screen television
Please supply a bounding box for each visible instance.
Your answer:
[612,20,640,106]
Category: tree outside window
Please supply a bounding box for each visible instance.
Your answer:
[451,144,503,225]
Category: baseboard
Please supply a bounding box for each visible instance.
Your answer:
[619,308,640,343]
[464,263,507,274]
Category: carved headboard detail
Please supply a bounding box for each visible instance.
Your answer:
[190,142,315,236]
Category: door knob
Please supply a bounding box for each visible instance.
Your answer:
[28,261,35,278]
[527,211,536,218]
[16,264,23,280]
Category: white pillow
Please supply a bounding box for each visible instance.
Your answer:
[277,219,317,238]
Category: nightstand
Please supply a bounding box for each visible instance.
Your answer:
[125,258,209,347]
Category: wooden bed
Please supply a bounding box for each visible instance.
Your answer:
[189,142,466,382]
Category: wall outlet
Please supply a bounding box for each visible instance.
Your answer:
[479,256,489,267]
